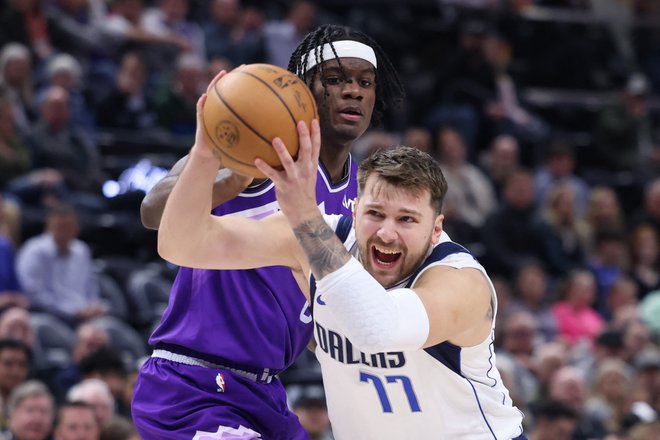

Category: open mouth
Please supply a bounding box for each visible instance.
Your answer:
[372,245,402,267]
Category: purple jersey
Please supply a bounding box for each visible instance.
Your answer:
[149,158,358,373]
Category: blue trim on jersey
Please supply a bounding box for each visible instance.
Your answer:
[486,339,497,388]
[466,377,498,439]
[424,342,462,375]
[404,242,474,290]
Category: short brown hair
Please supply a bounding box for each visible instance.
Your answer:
[357,145,448,214]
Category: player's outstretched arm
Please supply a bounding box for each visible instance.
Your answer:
[140,70,252,230]
[140,155,252,230]
[158,95,303,272]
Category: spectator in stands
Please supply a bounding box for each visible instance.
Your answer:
[16,203,107,325]
[0,96,31,189]
[290,385,332,440]
[203,0,265,66]
[534,141,589,218]
[142,0,205,66]
[36,54,95,136]
[580,185,626,252]
[425,19,497,153]
[0,208,27,313]
[0,43,35,134]
[3,380,54,440]
[532,342,567,401]
[95,52,157,132]
[77,346,127,417]
[529,399,578,440]
[436,126,496,229]
[546,366,608,440]
[479,134,520,200]
[585,358,634,435]
[54,323,110,400]
[0,195,20,247]
[53,401,100,440]
[497,310,540,411]
[588,228,628,316]
[67,378,115,429]
[481,169,544,277]
[0,309,34,349]
[0,0,54,61]
[99,416,139,440]
[28,85,104,195]
[264,0,316,68]
[628,224,660,298]
[102,0,189,68]
[154,53,205,137]
[536,182,588,276]
[631,177,660,237]
[551,270,605,347]
[402,126,433,154]
[593,72,658,175]
[45,0,110,72]
[509,261,558,342]
[0,340,32,431]
[604,276,639,322]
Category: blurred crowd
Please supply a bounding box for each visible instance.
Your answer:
[1,0,660,439]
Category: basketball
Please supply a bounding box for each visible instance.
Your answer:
[202,63,318,178]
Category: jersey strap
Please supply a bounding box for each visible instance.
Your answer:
[406,241,474,376]
[310,215,354,315]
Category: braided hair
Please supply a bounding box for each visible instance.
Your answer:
[288,24,405,126]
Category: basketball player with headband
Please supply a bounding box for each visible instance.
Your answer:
[132,24,404,440]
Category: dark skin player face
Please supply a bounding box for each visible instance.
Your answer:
[309,57,377,181]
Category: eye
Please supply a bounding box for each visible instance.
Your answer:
[360,79,375,88]
[367,210,383,218]
[323,76,342,85]
[399,216,416,223]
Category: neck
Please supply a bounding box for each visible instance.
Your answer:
[318,140,352,184]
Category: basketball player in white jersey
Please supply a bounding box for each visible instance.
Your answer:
[158,100,526,439]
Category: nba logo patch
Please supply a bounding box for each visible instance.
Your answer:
[215,373,226,393]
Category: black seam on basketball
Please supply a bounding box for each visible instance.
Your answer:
[237,71,298,128]
[212,84,273,147]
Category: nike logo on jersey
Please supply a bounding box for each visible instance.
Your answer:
[299,302,312,324]
[316,295,326,306]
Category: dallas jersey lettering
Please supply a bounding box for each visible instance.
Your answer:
[149,160,357,372]
[313,215,524,439]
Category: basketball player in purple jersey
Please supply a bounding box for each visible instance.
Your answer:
[131,24,404,440]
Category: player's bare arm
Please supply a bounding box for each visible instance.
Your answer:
[292,216,351,279]
[411,265,493,348]
[140,155,252,230]
[158,95,304,273]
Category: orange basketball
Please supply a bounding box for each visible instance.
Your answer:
[202,63,318,178]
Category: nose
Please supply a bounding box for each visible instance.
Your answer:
[376,221,397,243]
[341,78,362,99]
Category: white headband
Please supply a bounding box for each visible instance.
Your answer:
[303,40,377,73]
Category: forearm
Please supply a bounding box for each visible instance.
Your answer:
[141,156,250,230]
[158,146,220,265]
[291,215,351,279]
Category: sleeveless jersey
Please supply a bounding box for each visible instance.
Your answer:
[312,215,525,439]
[148,159,358,372]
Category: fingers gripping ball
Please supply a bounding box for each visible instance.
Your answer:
[202,64,318,178]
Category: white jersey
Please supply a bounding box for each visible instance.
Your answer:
[310,215,525,440]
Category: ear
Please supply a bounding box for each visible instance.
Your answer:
[430,214,444,245]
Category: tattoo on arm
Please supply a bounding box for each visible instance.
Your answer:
[292,217,351,279]
[486,304,494,321]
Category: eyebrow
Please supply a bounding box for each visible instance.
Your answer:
[364,203,422,216]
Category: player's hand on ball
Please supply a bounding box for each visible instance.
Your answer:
[256,119,321,225]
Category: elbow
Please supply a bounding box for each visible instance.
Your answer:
[140,202,160,230]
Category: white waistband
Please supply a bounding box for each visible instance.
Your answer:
[151,349,274,383]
